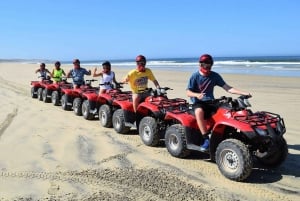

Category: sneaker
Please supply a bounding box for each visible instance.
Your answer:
[200,138,210,152]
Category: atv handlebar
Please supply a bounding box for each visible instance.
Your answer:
[191,95,252,110]
[138,87,172,96]
[99,82,124,89]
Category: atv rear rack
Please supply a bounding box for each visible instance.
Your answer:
[152,98,189,114]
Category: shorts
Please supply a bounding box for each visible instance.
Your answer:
[132,91,151,102]
[192,102,217,119]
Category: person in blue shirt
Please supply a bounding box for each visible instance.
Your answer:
[186,54,251,152]
[67,59,91,88]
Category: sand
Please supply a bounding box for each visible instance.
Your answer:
[0,62,299,200]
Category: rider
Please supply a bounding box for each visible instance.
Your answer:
[93,61,119,94]
[51,61,66,83]
[67,59,91,88]
[186,54,251,152]
[35,63,51,80]
[123,55,160,112]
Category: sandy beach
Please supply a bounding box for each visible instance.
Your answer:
[0,62,299,200]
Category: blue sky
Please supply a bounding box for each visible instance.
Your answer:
[0,0,299,60]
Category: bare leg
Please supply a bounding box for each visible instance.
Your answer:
[195,107,208,135]
[132,94,141,113]
[99,89,106,94]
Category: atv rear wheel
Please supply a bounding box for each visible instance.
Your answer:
[51,91,60,106]
[61,94,71,111]
[42,89,51,103]
[73,97,82,116]
[31,87,37,98]
[165,124,191,158]
[216,139,253,181]
[99,104,112,127]
[256,137,288,167]
[37,88,43,101]
[112,109,130,134]
[139,116,160,146]
[82,100,94,120]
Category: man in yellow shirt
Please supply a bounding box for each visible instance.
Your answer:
[123,55,160,112]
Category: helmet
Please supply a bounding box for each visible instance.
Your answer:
[40,63,46,69]
[136,55,146,63]
[102,61,111,68]
[55,61,61,66]
[102,61,111,71]
[199,54,214,65]
[73,59,80,64]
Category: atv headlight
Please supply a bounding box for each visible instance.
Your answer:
[255,128,267,136]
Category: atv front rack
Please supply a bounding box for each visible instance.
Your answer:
[234,111,286,134]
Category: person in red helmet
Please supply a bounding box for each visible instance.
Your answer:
[67,59,91,88]
[123,54,160,112]
[186,54,251,152]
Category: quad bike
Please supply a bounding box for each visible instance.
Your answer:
[30,76,53,100]
[40,77,73,104]
[81,82,130,123]
[60,79,98,112]
[137,87,188,146]
[161,95,287,181]
[111,87,180,135]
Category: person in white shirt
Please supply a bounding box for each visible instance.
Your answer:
[93,61,119,94]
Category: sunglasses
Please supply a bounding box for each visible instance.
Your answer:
[200,62,212,68]
[136,61,145,65]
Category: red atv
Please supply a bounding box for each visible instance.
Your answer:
[30,76,53,100]
[162,95,287,181]
[40,77,73,104]
[111,87,178,135]
[81,82,131,124]
[137,87,188,146]
[60,79,97,112]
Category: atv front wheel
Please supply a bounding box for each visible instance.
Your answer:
[256,137,288,167]
[139,116,160,146]
[31,87,37,98]
[61,94,71,111]
[112,109,130,134]
[82,100,94,120]
[73,97,82,116]
[99,104,112,127]
[37,88,43,101]
[165,124,191,158]
[42,89,51,103]
[51,91,60,106]
[216,139,253,181]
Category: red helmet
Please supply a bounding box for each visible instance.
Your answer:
[199,54,214,65]
[136,55,146,63]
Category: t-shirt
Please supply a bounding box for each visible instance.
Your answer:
[70,68,90,85]
[126,68,156,93]
[187,71,226,103]
[100,71,115,90]
[53,69,64,82]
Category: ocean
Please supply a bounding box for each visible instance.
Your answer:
[78,56,300,77]
[3,56,300,77]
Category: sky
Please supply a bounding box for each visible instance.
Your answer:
[0,0,300,60]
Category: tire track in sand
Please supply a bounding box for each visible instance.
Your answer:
[0,108,18,139]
